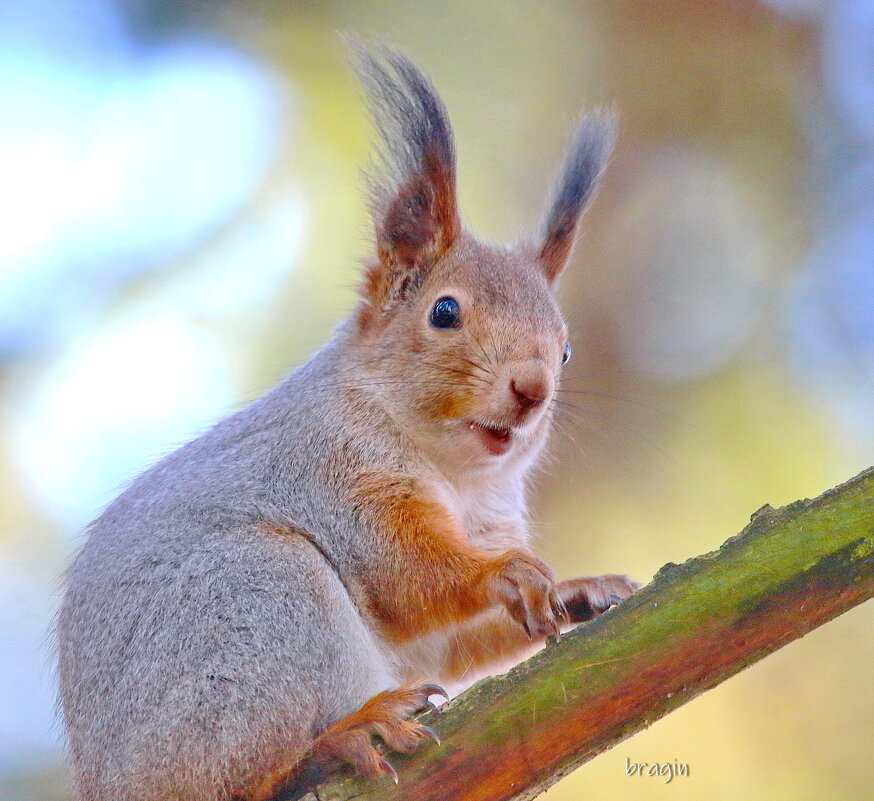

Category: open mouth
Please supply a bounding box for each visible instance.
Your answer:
[468,421,514,456]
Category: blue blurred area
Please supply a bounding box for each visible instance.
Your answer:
[785,201,874,449]
[0,0,282,355]
[0,567,59,770]
[0,0,291,779]
[783,0,874,452]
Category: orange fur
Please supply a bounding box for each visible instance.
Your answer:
[348,472,567,647]
[349,473,494,642]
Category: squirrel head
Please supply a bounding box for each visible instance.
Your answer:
[348,44,614,475]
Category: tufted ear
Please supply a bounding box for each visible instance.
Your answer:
[538,111,616,284]
[350,42,460,311]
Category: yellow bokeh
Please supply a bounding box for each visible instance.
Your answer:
[1,2,871,799]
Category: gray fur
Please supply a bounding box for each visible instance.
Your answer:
[347,41,456,217]
[539,111,616,277]
[57,333,405,800]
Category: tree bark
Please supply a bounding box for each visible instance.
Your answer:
[293,466,874,801]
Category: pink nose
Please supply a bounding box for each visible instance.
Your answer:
[510,369,549,411]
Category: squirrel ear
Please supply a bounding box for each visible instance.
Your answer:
[538,111,615,284]
[350,42,459,305]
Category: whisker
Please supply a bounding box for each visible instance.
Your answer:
[554,387,670,417]
[458,356,492,376]
[550,402,641,476]
[289,378,470,396]
[550,397,676,469]
[485,325,501,367]
[419,360,490,385]
[469,332,496,374]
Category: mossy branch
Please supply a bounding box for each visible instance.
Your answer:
[294,467,874,801]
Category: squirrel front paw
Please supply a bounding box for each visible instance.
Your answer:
[487,549,567,640]
[557,574,640,623]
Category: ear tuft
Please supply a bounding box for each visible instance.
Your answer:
[348,40,459,298]
[539,110,616,283]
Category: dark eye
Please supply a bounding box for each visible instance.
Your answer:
[430,296,461,329]
[561,342,572,366]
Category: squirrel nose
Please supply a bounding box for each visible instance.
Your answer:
[510,370,549,411]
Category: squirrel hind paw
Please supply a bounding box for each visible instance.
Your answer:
[312,683,444,781]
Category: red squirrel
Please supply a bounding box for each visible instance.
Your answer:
[56,43,638,801]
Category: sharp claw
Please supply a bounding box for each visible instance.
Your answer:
[522,620,532,640]
[549,586,568,621]
[417,700,440,715]
[421,683,449,702]
[379,757,399,784]
[418,725,441,745]
[545,614,561,644]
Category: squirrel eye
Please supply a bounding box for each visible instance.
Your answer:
[430,296,462,329]
[561,342,572,366]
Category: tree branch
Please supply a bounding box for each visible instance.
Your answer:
[295,467,874,801]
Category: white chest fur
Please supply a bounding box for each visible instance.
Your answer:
[434,470,531,552]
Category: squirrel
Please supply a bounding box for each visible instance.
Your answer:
[56,43,639,801]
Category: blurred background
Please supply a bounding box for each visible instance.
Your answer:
[1,0,872,799]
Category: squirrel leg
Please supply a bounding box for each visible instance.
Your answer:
[351,473,565,643]
[252,683,447,800]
